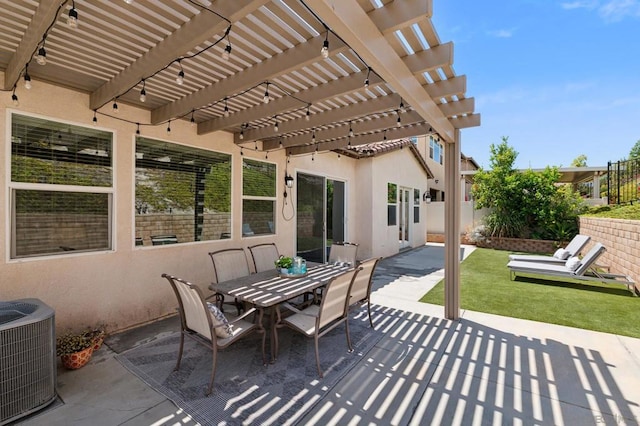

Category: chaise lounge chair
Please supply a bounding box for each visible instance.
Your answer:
[508,234,591,264]
[507,243,636,295]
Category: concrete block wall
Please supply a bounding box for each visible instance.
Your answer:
[579,217,640,292]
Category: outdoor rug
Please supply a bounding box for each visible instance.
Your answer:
[116,307,388,426]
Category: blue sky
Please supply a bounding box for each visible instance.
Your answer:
[431,0,640,169]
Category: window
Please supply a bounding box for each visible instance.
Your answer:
[387,183,397,226]
[242,158,276,236]
[10,113,113,258]
[429,136,443,164]
[413,188,420,223]
[135,137,231,245]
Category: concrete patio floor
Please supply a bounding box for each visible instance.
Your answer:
[17,244,640,426]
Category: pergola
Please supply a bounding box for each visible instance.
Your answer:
[1,0,480,319]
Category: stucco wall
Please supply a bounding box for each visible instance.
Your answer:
[579,216,640,292]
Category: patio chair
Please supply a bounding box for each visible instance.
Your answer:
[161,273,264,396]
[328,241,359,266]
[507,243,636,294]
[209,248,251,315]
[276,267,362,378]
[248,243,280,273]
[508,234,591,264]
[348,257,382,327]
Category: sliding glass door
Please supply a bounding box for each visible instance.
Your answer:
[296,173,345,263]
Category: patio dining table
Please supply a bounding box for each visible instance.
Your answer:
[209,263,351,362]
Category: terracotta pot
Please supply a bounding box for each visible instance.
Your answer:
[85,330,106,352]
[61,346,94,370]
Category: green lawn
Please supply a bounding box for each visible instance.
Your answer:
[420,248,640,338]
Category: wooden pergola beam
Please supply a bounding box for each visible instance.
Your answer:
[3,2,61,90]
[197,70,382,135]
[450,113,481,129]
[90,0,269,111]
[424,75,467,100]
[287,123,428,155]
[403,42,453,75]
[438,97,475,118]
[242,93,401,145]
[152,35,348,124]
[368,0,433,34]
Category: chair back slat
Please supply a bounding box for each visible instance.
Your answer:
[318,268,359,329]
[328,242,358,266]
[349,257,381,305]
[163,274,212,340]
[209,249,251,283]
[249,243,280,273]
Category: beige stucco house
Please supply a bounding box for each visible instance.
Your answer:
[0,1,480,332]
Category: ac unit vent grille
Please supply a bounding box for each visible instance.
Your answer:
[0,299,56,425]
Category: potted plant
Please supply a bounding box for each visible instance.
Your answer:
[275,255,293,274]
[56,327,105,370]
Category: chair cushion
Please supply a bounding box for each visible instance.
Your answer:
[565,256,581,272]
[553,248,571,260]
[206,302,233,338]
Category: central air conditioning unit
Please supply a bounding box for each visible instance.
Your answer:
[0,298,57,425]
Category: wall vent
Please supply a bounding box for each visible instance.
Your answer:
[0,298,56,425]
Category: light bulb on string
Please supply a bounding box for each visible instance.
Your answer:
[67,2,78,28]
[190,110,196,127]
[348,122,354,137]
[23,66,32,89]
[305,105,311,121]
[396,114,402,127]
[348,136,351,146]
[239,124,245,140]
[399,99,406,114]
[223,98,229,117]
[222,42,232,60]
[383,130,387,141]
[139,80,146,102]
[263,83,270,104]
[166,120,171,134]
[176,60,184,85]
[36,46,47,65]
[274,115,279,132]
[265,151,268,160]
[312,129,316,143]
[92,110,97,125]
[11,87,19,106]
[112,99,119,114]
[240,147,244,156]
[320,32,329,59]
[364,68,371,88]
[254,141,258,150]
[136,123,140,135]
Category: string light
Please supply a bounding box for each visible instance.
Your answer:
[166,120,171,134]
[23,65,32,89]
[139,79,146,102]
[240,147,244,156]
[254,140,258,150]
[311,129,316,143]
[223,97,229,117]
[321,32,329,59]
[11,86,19,106]
[239,124,245,140]
[67,1,78,28]
[348,121,354,137]
[265,151,268,159]
[136,123,140,135]
[222,34,232,60]
[36,43,47,65]
[274,115,279,132]
[396,113,402,127]
[383,130,387,141]
[305,105,311,121]
[176,60,184,85]
[348,136,351,146]
[92,110,97,125]
[190,110,195,126]
[263,82,270,104]
[364,68,371,88]
[399,98,406,114]
[124,0,134,4]
[112,98,119,114]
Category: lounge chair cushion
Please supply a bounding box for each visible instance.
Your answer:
[206,302,233,338]
[553,248,571,260]
[565,256,581,272]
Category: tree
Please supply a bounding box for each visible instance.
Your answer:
[630,140,640,159]
[571,154,587,167]
[472,137,587,240]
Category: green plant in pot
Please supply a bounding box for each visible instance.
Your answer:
[275,255,293,273]
[56,327,106,370]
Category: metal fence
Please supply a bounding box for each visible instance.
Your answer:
[607,159,640,205]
